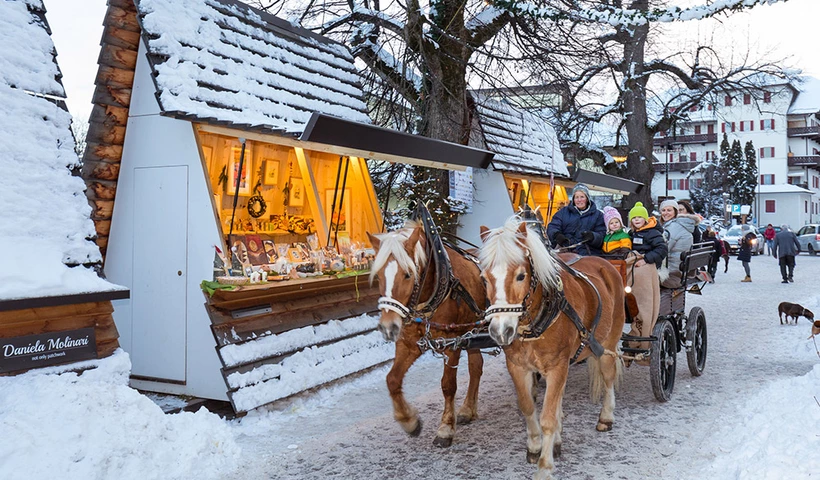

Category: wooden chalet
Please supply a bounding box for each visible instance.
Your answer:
[81,0,491,412]
[0,0,128,376]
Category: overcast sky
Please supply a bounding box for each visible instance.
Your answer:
[44,0,820,121]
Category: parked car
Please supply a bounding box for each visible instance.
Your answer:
[722,225,764,255]
[795,224,820,255]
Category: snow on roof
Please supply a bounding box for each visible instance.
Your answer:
[788,77,820,115]
[757,184,814,195]
[0,0,64,97]
[0,0,121,302]
[135,0,370,134]
[473,96,568,178]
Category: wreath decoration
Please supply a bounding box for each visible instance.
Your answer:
[247,195,267,218]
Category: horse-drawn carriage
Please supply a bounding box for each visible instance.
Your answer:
[612,242,712,401]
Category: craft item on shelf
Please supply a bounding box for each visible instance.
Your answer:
[212,245,229,280]
[306,233,319,251]
[215,276,248,286]
[288,267,300,279]
[330,258,345,272]
[263,240,278,263]
[295,263,315,274]
[245,234,268,265]
[249,271,261,283]
[261,271,268,282]
[247,194,266,218]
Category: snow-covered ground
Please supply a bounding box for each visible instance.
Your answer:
[1,253,818,480]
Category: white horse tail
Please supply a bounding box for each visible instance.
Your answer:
[587,347,623,403]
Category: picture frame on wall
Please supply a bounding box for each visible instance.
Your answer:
[229,146,252,195]
[289,178,305,207]
[325,188,351,233]
[262,159,279,186]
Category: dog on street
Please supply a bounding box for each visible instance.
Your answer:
[778,302,814,325]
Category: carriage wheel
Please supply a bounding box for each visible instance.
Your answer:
[686,307,708,377]
[650,318,676,402]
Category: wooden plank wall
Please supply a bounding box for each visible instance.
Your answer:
[205,277,390,413]
[0,301,120,376]
[81,0,141,259]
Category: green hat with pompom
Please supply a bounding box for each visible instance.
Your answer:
[628,202,649,222]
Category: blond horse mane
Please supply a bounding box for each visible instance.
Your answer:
[479,216,562,292]
[369,220,428,284]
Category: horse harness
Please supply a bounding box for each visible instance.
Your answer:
[483,212,606,364]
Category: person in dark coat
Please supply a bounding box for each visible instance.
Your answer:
[736,225,756,282]
[773,224,800,283]
[706,230,722,281]
[547,183,607,255]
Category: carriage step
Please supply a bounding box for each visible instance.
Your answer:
[620,335,657,342]
[621,347,651,354]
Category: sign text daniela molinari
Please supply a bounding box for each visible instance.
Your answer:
[0,327,98,373]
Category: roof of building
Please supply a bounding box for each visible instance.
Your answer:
[757,184,814,195]
[135,0,370,134]
[473,95,569,178]
[788,76,820,115]
[0,0,123,303]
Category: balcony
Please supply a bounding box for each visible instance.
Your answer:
[788,155,820,168]
[653,133,717,147]
[787,125,820,139]
[653,161,702,172]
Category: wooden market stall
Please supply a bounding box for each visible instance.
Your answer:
[0,0,128,376]
[81,0,491,412]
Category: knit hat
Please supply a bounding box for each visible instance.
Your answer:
[602,206,622,229]
[628,202,649,222]
[659,198,679,211]
[570,183,591,202]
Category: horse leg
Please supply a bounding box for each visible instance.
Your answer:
[433,349,460,447]
[456,349,483,425]
[534,366,569,480]
[553,395,563,458]
[506,359,540,464]
[589,352,622,432]
[387,340,423,436]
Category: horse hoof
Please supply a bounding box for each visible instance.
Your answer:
[596,420,613,432]
[456,413,474,425]
[433,436,453,448]
[527,450,541,464]
[408,419,423,437]
[553,443,561,458]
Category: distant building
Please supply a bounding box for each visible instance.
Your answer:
[652,77,820,226]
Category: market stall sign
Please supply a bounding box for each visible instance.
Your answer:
[0,328,97,373]
[449,168,474,213]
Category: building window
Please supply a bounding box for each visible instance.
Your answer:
[764,91,772,103]
[722,122,736,133]
[765,200,775,213]
[806,200,809,213]
[760,174,775,185]
[707,124,715,134]
[725,96,732,106]
[690,152,697,162]
[694,125,701,134]
[744,94,751,105]
[759,147,775,158]
[668,179,689,190]
[760,118,775,130]
[739,120,754,131]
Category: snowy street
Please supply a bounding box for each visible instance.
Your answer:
[2,252,819,480]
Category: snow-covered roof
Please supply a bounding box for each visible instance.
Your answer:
[757,184,814,195]
[788,77,820,115]
[0,0,122,302]
[473,96,569,178]
[135,0,370,134]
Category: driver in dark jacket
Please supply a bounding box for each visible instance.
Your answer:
[547,183,607,255]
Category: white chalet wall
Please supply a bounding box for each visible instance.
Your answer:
[458,168,515,245]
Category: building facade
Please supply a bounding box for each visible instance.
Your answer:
[651,78,820,227]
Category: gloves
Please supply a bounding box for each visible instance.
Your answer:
[581,231,595,243]
[554,233,570,247]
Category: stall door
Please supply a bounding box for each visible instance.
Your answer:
[131,166,188,382]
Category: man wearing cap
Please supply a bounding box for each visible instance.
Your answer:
[547,183,607,255]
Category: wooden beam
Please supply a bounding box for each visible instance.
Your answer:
[91,84,132,108]
[103,5,141,32]
[98,44,138,71]
[196,124,469,171]
[83,142,124,163]
[94,65,136,90]
[87,121,126,145]
[294,147,329,247]
[101,25,141,50]
[91,199,115,220]
[84,159,120,182]
[89,104,129,127]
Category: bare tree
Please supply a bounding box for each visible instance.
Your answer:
[509,0,791,210]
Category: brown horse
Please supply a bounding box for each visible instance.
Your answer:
[367,222,487,447]
[478,217,625,480]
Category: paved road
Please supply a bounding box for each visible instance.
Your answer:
[230,253,820,479]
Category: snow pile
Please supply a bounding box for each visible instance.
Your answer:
[0,350,242,480]
[695,364,820,478]
[137,0,369,133]
[0,0,121,301]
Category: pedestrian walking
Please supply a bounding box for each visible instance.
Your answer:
[773,224,800,283]
[763,224,776,256]
[737,225,756,282]
[720,237,730,273]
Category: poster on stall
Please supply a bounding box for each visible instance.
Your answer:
[448,167,473,213]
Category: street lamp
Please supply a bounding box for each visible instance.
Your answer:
[722,192,730,226]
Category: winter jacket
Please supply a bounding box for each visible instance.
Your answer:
[662,213,698,273]
[547,202,607,255]
[629,217,668,268]
[736,231,757,262]
[773,230,800,258]
[603,229,632,255]
[764,227,776,241]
